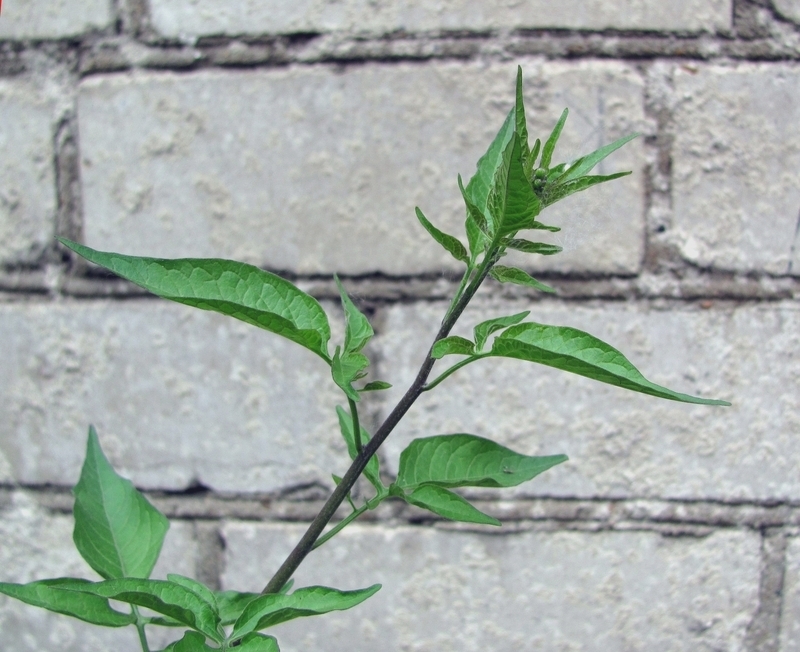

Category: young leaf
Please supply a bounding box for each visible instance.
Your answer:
[360,380,392,392]
[216,590,260,626]
[557,132,639,184]
[464,107,516,216]
[73,426,169,581]
[489,266,556,294]
[525,138,542,177]
[415,207,469,264]
[543,172,631,207]
[58,239,331,362]
[514,66,529,166]
[403,484,500,526]
[487,134,541,237]
[336,405,383,493]
[0,578,135,627]
[334,275,374,354]
[431,336,475,359]
[167,575,217,611]
[540,108,569,169]
[473,311,530,352]
[331,346,369,402]
[492,322,732,405]
[505,239,563,256]
[231,584,381,638]
[459,174,492,245]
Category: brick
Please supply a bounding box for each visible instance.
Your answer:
[221,522,759,651]
[781,536,800,650]
[671,63,800,276]
[0,490,199,651]
[78,60,645,276]
[374,299,799,501]
[0,79,58,265]
[0,0,112,40]
[151,0,732,40]
[0,300,347,492]
[774,0,800,25]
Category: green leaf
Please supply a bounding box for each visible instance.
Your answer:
[415,207,469,264]
[505,239,563,256]
[459,174,491,250]
[431,336,475,359]
[514,66,530,167]
[487,134,541,237]
[492,322,732,405]
[396,434,567,490]
[558,132,639,184]
[336,405,383,493]
[58,239,331,362]
[525,138,541,177]
[360,380,392,392]
[231,585,381,638]
[157,631,217,652]
[65,578,222,643]
[540,108,568,169]
[465,107,516,216]
[73,426,169,581]
[166,575,217,611]
[216,590,260,626]
[473,311,530,352]
[0,578,135,627]
[334,275,374,354]
[528,220,561,233]
[489,266,556,294]
[402,484,500,526]
[331,346,369,402]
[237,633,281,651]
[543,172,631,207]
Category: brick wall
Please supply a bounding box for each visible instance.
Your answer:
[1,1,799,650]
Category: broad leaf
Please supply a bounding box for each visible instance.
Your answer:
[431,336,475,359]
[331,347,369,402]
[514,66,529,166]
[73,426,169,580]
[492,322,731,405]
[505,239,563,256]
[336,406,382,493]
[237,633,281,651]
[360,380,392,392]
[543,172,631,207]
[464,107,516,216]
[231,585,381,638]
[415,207,468,264]
[59,239,331,361]
[487,134,541,237]
[540,108,568,169]
[334,275,373,354]
[0,578,134,627]
[402,484,500,526]
[216,590,260,626]
[158,631,217,652]
[490,266,556,293]
[473,311,530,352]
[558,132,639,183]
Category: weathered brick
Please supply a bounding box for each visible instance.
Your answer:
[221,522,760,651]
[773,0,800,25]
[374,299,799,501]
[0,79,58,265]
[151,0,732,41]
[78,60,645,276]
[780,536,800,650]
[0,300,347,492]
[0,490,199,651]
[0,0,112,40]
[671,63,800,276]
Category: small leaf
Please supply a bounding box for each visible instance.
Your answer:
[465,107,516,216]
[336,406,383,493]
[331,346,368,402]
[490,266,556,293]
[505,239,563,256]
[514,66,530,166]
[431,336,475,359]
[415,207,469,264]
[543,172,631,207]
[403,484,500,526]
[0,578,135,627]
[334,275,373,354]
[157,631,217,652]
[528,221,561,233]
[216,590,260,626]
[473,311,530,352]
[492,322,732,405]
[360,380,392,392]
[58,239,331,361]
[231,585,381,638]
[487,134,541,237]
[525,138,541,177]
[167,575,217,611]
[558,132,639,184]
[459,174,492,246]
[540,108,569,169]
[73,426,169,580]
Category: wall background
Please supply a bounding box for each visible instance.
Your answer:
[1,0,799,649]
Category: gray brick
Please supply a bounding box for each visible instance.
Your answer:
[221,522,760,651]
[0,300,347,492]
[774,0,800,25]
[780,536,800,651]
[374,299,798,501]
[151,0,732,40]
[0,490,199,651]
[0,0,112,40]
[0,79,58,265]
[671,63,800,276]
[78,61,645,276]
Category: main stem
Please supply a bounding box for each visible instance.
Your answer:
[261,255,496,595]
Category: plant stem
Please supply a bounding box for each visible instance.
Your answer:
[422,353,490,392]
[261,251,497,595]
[313,490,385,550]
[348,397,362,453]
[132,606,150,652]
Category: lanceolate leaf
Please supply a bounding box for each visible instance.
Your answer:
[543,172,631,207]
[540,108,569,169]
[465,107,516,216]
[490,266,556,294]
[505,239,563,256]
[525,138,541,177]
[360,380,392,392]
[396,434,567,489]
[334,275,373,354]
[415,207,469,264]
[231,585,381,638]
[431,336,475,359]
[492,322,731,405]
[73,427,169,581]
[488,134,541,237]
[514,66,530,167]
[0,578,134,627]
[403,484,500,526]
[58,239,331,362]
[336,406,382,492]
[459,174,491,249]
[473,311,530,352]
[558,132,639,183]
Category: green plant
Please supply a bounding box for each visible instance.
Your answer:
[0,68,728,651]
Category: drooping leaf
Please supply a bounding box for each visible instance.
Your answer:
[157,631,217,652]
[0,578,134,627]
[231,585,381,638]
[73,426,169,581]
[334,275,373,354]
[528,220,561,233]
[360,380,392,392]
[543,172,631,207]
[336,406,382,493]
[514,66,530,167]
[58,239,331,361]
[473,311,530,352]
[489,266,556,293]
[557,132,639,183]
[331,346,369,402]
[415,207,469,264]
[504,239,563,256]
[492,322,731,405]
[216,590,260,626]
[396,434,567,490]
[166,575,217,611]
[403,484,500,526]
[431,336,475,359]
[540,108,569,169]
[465,107,516,216]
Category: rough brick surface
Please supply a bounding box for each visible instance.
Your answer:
[0,0,112,40]
[0,79,58,265]
[78,60,645,275]
[374,299,799,501]
[780,536,800,650]
[773,0,800,25]
[221,522,760,651]
[150,0,732,40]
[671,63,800,276]
[0,300,346,492]
[0,491,199,651]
